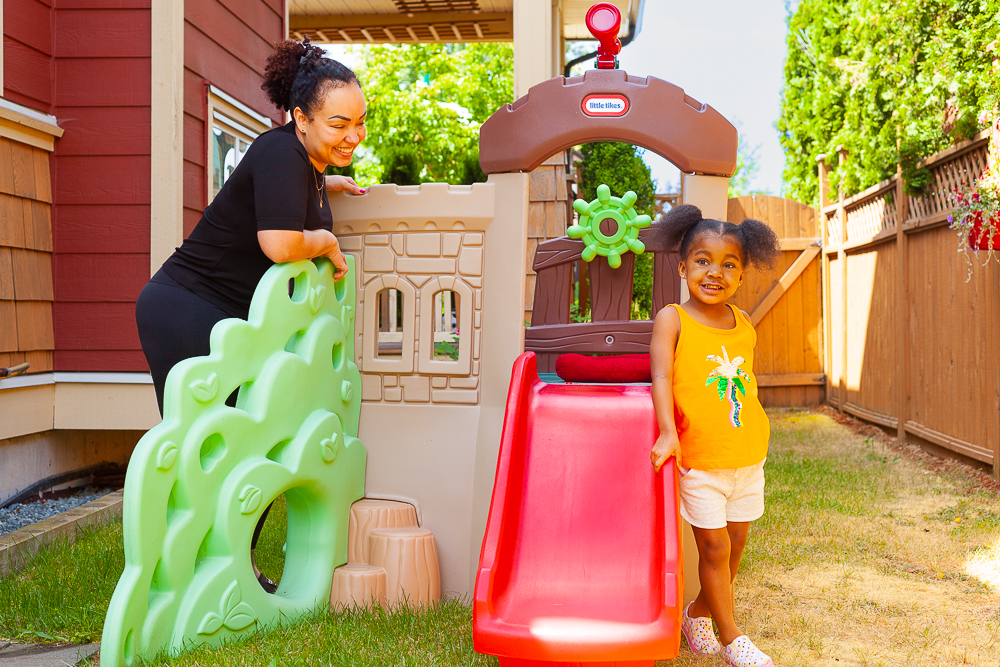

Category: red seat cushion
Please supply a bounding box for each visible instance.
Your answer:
[555,353,652,384]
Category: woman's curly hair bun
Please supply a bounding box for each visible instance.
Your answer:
[261,38,359,116]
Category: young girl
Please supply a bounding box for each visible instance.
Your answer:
[649,204,780,667]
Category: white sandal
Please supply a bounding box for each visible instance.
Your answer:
[722,635,774,667]
[680,602,722,655]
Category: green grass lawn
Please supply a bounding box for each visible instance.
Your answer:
[1,409,998,666]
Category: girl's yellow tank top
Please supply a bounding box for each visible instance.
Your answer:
[669,303,769,470]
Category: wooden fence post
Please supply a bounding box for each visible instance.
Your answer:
[992,116,1000,481]
[837,147,849,412]
[895,144,909,444]
[817,154,833,406]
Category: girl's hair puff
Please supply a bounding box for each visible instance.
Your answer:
[262,38,360,118]
[655,204,781,272]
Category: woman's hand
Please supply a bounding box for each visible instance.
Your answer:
[327,245,349,281]
[651,430,681,472]
[325,175,366,195]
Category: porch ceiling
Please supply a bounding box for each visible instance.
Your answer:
[289,0,641,44]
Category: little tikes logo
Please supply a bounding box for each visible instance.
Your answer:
[582,94,629,117]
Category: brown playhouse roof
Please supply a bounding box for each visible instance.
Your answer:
[479,68,737,177]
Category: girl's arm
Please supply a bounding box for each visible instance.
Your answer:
[257,229,350,280]
[650,305,681,471]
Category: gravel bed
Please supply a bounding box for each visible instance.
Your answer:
[0,488,115,536]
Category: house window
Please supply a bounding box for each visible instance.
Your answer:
[207,85,273,202]
[212,124,252,199]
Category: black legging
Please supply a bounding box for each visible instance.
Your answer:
[136,269,270,548]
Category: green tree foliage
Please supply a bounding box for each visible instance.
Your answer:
[577,142,657,319]
[729,133,764,197]
[779,0,1000,204]
[350,43,513,185]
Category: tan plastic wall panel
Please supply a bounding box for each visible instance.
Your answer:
[682,174,730,221]
[331,173,530,598]
[468,173,530,589]
[359,403,481,597]
[678,174,731,302]
[479,69,738,177]
[330,182,496,234]
[53,382,159,431]
[682,519,700,605]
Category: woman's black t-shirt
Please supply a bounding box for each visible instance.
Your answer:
[161,121,332,319]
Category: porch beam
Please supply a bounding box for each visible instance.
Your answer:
[290,11,513,43]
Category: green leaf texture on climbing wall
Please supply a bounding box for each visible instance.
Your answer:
[101,257,366,667]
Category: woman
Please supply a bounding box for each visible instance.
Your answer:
[135,39,366,593]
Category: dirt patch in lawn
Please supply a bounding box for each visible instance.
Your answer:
[660,409,1000,667]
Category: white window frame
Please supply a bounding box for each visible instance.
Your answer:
[206,85,273,202]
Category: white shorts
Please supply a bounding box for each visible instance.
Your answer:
[679,459,766,530]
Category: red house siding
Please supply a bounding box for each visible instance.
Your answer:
[50,2,152,371]
[3,0,54,113]
[4,0,283,374]
[183,0,283,236]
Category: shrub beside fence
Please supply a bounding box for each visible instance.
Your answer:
[821,126,1000,479]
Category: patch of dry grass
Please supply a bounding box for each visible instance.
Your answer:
[659,409,1000,667]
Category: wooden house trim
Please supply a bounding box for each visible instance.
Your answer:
[0,98,63,151]
[149,0,185,275]
[0,373,159,440]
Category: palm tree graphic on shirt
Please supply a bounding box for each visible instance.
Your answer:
[705,346,751,428]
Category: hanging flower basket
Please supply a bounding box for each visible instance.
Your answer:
[969,210,1000,250]
[949,115,1000,276]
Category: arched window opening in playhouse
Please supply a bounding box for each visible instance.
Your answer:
[431,290,461,362]
[418,279,473,375]
[376,288,404,359]
[362,276,415,373]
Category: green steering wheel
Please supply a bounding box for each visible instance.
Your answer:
[568,184,652,269]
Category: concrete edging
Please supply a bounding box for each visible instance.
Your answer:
[0,490,124,579]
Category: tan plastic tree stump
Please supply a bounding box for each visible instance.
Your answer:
[331,499,439,609]
[347,499,420,564]
[367,527,441,607]
[330,564,387,610]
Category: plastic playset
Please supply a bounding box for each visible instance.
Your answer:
[102,3,738,665]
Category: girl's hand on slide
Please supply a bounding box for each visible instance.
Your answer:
[325,175,366,195]
[650,431,681,472]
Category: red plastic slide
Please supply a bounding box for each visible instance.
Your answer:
[474,352,683,667]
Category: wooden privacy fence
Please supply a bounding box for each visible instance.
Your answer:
[525,194,825,408]
[726,196,825,407]
[822,125,1000,478]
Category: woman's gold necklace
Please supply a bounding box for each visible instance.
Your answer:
[313,168,325,208]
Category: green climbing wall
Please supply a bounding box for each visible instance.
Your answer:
[101,257,365,666]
